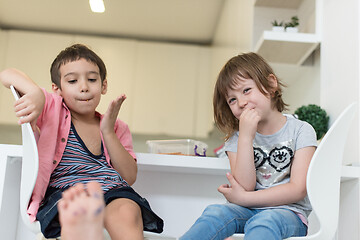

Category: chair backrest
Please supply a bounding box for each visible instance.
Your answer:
[10,85,41,233]
[306,102,357,239]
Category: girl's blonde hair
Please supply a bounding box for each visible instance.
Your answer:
[213,52,288,140]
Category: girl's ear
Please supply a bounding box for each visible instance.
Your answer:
[52,83,62,96]
[101,79,108,95]
[268,74,278,91]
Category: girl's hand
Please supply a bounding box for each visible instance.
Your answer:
[238,108,260,140]
[100,95,126,135]
[218,172,248,205]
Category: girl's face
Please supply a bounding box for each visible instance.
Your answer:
[226,77,273,121]
[52,58,107,117]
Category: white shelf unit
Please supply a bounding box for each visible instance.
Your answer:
[253,0,322,65]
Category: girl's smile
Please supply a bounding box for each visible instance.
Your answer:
[226,77,272,121]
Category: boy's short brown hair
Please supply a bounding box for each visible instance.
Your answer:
[213,52,288,139]
[50,44,107,88]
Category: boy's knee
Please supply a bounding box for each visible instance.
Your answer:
[105,199,142,225]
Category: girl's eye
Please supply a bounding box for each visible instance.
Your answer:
[228,98,236,105]
[68,80,77,84]
[243,88,251,94]
[88,78,97,82]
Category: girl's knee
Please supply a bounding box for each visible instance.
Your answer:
[244,209,296,239]
[203,204,230,217]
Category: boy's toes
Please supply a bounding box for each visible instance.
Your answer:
[86,182,103,199]
[62,183,86,201]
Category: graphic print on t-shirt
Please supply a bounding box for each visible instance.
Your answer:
[253,140,294,187]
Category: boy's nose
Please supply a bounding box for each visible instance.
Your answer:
[80,81,89,92]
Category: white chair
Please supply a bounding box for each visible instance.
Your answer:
[8,85,175,240]
[231,102,357,240]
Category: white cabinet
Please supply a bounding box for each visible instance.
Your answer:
[0,30,8,124]
[0,29,7,71]
[0,30,213,137]
[131,41,211,137]
[0,30,74,125]
[253,0,321,65]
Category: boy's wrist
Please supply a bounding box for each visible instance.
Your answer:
[101,128,116,138]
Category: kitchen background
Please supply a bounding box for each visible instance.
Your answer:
[0,1,359,239]
[0,0,348,159]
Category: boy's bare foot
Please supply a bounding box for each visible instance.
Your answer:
[58,182,105,240]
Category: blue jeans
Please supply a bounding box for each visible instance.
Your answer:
[180,203,307,240]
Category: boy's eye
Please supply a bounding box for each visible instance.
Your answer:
[88,78,97,82]
[68,80,77,84]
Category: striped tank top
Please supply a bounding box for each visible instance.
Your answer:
[49,122,129,192]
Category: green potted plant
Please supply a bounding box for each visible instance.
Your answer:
[285,16,299,33]
[271,20,285,32]
[294,104,329,141]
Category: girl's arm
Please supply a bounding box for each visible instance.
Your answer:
[228,108,260,191]
[219,146,315,207]
[0,68,45,126]
[100,95,137,185]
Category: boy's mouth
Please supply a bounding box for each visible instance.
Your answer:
[78,98,92,102]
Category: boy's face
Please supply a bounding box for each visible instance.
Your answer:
[52,58,107,116]
[226,77,273,121]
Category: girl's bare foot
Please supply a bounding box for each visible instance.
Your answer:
[58,182,105,240]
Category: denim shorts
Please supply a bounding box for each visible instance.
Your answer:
[36,186,164,238]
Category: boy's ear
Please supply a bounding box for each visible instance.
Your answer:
[267,74,278,91]
[52,83,62,96]
[101,79,108,95]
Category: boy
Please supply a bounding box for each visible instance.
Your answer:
[0,44,163,239]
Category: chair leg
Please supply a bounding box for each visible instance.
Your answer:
[0,156,22,240]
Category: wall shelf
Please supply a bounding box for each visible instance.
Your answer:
[253,0,321,65]
[254,31,320,65]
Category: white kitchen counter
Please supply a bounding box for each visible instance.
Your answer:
[136,153,360,181]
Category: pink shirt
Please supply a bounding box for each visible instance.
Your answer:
[28,89,136,221]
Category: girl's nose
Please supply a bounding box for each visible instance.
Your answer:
[238,98,248,108]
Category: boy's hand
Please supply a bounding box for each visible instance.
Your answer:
[14,87,45,126]
[238,108,260,140]
[100,94,126,135]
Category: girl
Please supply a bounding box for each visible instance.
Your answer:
[180,52,317,240]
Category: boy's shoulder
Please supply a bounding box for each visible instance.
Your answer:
[41,88,63,102]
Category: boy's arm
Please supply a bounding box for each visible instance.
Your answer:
[228,108,260,191]
[219,146,316,207]
[101,95,137,185]
[0,68,45,125]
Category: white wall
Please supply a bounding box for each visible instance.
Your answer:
[321,0,359,166]
[279,50,321,114]
[321,0,360,239]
